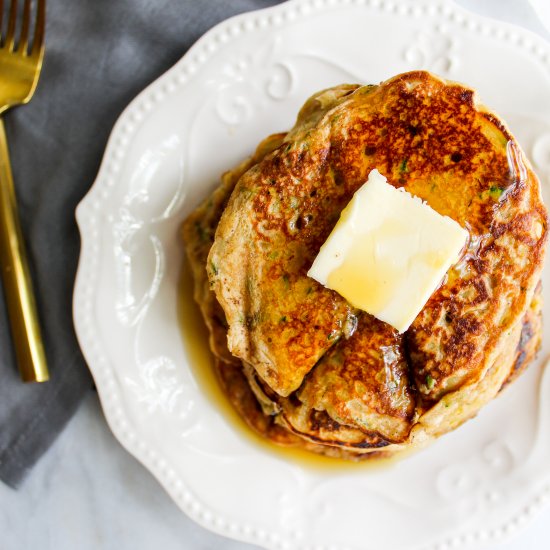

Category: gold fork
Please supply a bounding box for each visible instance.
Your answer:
[0,0,48,382]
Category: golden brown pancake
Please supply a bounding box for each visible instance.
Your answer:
[182,132,287,366]
[183,167,541,456]
[208,71,547,403]
[500,281,542,390]
[184,70,547,458]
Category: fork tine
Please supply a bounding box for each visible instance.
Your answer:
[5,0,17,51]
[31,0,44,58]
[19,0,31,53]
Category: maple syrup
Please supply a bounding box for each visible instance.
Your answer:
[178,260,402,471]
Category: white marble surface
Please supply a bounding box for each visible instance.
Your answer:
[2,2,550,550]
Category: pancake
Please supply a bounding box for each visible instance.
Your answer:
[277,300,540,454]
[183,165,542,456]
[214,358,392,460]
[214,310,539,459]
[184,70,547,458]
[500,280,542,390]
[182,132,286,366]
[208,71,547,404]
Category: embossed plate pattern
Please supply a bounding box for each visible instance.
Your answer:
[73,1,550,548]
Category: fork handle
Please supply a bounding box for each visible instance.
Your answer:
[0,118,49,382]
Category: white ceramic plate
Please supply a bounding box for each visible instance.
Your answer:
[73,1,550,548]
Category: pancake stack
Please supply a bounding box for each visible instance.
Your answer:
[182,71,547,459]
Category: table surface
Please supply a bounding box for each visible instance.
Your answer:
[2,1,550,549]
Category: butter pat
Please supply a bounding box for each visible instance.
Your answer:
[308,170,468,333]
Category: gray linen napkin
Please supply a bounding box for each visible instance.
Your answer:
[0,0,281,489]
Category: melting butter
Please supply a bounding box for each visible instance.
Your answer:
[308,170,468,333]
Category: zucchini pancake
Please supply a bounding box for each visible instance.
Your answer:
[182,71,547,459]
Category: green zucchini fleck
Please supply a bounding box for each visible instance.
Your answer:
[426,374,435,390]
[489,185,504,200]
[282,274,290,290]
